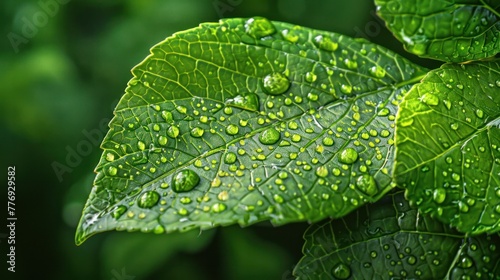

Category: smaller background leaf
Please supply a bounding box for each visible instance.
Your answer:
[293,191,500,280]
[395,60,500,235]
[376,0,500,62]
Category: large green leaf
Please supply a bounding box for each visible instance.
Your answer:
[293,191,500,279]
[376,0,500,62]
[75,17,427,245]
[395,60,500,235]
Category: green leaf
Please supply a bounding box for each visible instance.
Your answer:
[293,191,500,279]
[395,60,500,235]
[376,0,500,62]
[75,17,427,245]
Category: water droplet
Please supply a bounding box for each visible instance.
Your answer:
[226,93,260,111]
[421,93,439,106]
[190,127,204,138]
[451,173,461,181]
[338,148,359,164]
[433,188,446,204]
[307,92,319,101]
[281,29,300,43]
[323,137,334,146]
[451,123,459,130]
[137,191,160,208]
[332,263,351,279]
[273,194,284,203]
[369,66,386,78]
[167,126,180,138]
[161,111,173,123]
[340,84,352,94]
[224,152,237,164]
[212,202,227,213]
[475,109,484,119]
[225,124,239,135]
[291,134,301,142]
[259,127,281,145]
[378,108,390,116]
[458,256,473,268]
[305,72,317,83]
[343,58,358,69]
[172,169,200,193]
[108,166,118,176]
[106,153,115,162]
[407,256,417,265]
[158,136,168,146]
[176,105,187,114]
[112,205,127,219]
[263,73,290,95]
[315,166,329,177]
[245,17,276,38]
[314,35,338,51]
[217,191,229,201]
[137,141,146,151]
[356,174,378,196]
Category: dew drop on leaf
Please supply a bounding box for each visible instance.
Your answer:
[315,166,329,178]
[158,136,168,146]
[225,93,260,112]
[172,169,200,193]
[137,141,146,151]
[106,153,115,162]
[167,126,180,138]
[190,127,205,138]
[369,66,386,78]
[458,256,474,268]
[224,152,237,164]
[161,111,173,123]
[475,109,484,118]
[175,105,187,114]
[343,58,358,70]
[332,263,351,279]
[153,225,165,234]
[340,84,353,94]
[356,174,378,196]
[305,72,317,83]
[258,127,281,145]
[111,205,127,219]
[245,17,276,38]
[273,194,284,203]
[137,191,160,209]
[338,148,359,164]
[107,166,118,176]
[225,124,239,135]
[314,35,338,52]
[421,93,439,106]
[432,187,446,204]
[212,202,227,213]
[263,72,290,95]
[281,29,300,43]
[407,255,417,265]
[323,137,334,146]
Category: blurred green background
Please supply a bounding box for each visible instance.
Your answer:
[1,0,439,279]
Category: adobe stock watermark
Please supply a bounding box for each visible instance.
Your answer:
[213,0,244,18]
[7,0,71,53]
[353,9,384,39]
[111,267,135,280]
[52,100,118,183]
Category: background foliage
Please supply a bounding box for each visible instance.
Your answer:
[1,0,440,279]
